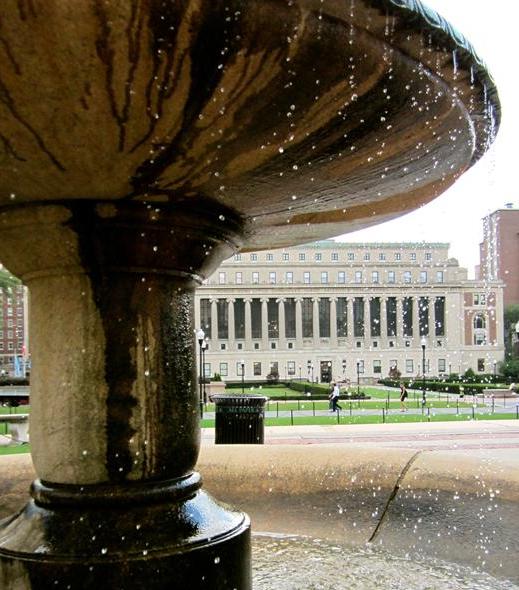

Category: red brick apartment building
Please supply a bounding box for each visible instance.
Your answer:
[478,206,519,308]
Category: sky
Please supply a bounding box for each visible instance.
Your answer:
[337,0,519,277]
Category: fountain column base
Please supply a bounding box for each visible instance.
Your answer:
[0,474,251,589]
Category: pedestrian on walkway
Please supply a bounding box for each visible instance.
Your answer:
[331,382,342,412]
[399,382,408,412]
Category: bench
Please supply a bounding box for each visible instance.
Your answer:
[0,414,30,443]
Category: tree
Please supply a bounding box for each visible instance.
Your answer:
[499,358,519,381]
[504,304,519,358]
[0,267,20,291]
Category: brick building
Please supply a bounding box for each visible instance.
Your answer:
[478,205,519,307]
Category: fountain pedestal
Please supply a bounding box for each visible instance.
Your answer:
[0,201,250,589]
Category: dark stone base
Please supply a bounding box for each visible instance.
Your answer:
[0,479,251,589]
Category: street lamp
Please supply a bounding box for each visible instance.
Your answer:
[240,359,245,394]
[327,361,332,383]
[299,365,302,381]
[311,364,314,383]
[342,359,346,377]
[201,339,208,403]
[196,328,205,418]
[356,360,361,396]
[421,336,427,406]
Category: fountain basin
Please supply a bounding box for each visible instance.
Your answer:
[2,443,517,584]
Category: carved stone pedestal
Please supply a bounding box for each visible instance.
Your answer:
[0,201,250,589]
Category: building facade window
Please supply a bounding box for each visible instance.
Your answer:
[252,271,259,284]
[425,253,432,261]
[285,271,293,284]
[303,272,311,284]
[353,297,365,337]
[410,253,416,261]
[418,297,429,336]
[348,253,355,261]
[315,253,322,262]
[354,271,362,283]
[200,299,212,338]
[299,253,306,261]
[269,271,276,284]
[285,299,296,339]
[234,299,245,339]
[234,254,241,261]
[218,272,226,284]
[370,298,381,337]
[251,299,262,339]
[438,359,446,373]
[435,297,445,337]
[394,252,401,261]
[217,299,228,339]
[235,272,242,284]
[372,271,379,284]
[266,253,273,261]
[287,361,296,375]
[436,271,444,283]
[420,271,427,283]
[364,252,370,261]
[320,271,328,284]
[403,271,412,284]
[386,297,397,337]
[336,297,348,338]
[338,271,346,284]
[250,253,257,261]
[282,253,289,261]
[319,298,331,338]
[331,253,338,261]
[373,360,382,374]
[302,298,313,338]
[388,271,395,284]
[477,358,485,372]
[267,298,279,339]
[219,362,228,377]
[379,253,386,261]
[474,293,487,305]
[403,297,413,337]
[405,359,414,373]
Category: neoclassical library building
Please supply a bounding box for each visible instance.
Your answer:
[195,241,504,384]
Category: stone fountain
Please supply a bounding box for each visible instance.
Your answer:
[0,1,499,588]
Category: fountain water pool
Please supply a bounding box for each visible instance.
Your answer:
[252,535,519,590]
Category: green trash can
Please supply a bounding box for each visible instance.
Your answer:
[211,394,268,444]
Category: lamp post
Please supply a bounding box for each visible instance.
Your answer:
[493,360,497,377]
[311,364,314,383]
[201,339,208,403]
[299,365,302,381]
[240,359,245,394]
[421,336,427,406]
[196,328,205,418]
[356,360,361,396]
[342,359,346,378]
[327,361,332,383]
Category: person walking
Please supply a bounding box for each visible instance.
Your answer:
[399,382,408,412]
[331,382,342,412]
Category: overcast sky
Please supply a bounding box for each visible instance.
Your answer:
[337,0,518,277]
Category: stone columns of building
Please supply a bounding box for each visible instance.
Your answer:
[210,298,218,343]
[261,298,269,349]
[312,297,320,346]
[330,297,338,346]
[277,298,286,345]
[0,202,250,589]
[295,297,303,348]
[244,298,252,345]
[227,298,236,345]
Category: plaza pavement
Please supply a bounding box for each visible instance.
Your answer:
[201,419,519,453]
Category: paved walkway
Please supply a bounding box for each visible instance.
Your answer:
[201,420,519,452]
